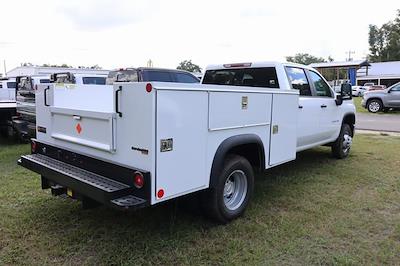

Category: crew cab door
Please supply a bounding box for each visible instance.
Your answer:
[387,84,400,107]
[307,70,340,142]
[285,67,323,149]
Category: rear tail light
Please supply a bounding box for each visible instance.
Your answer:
[146,83,152,93]
[31,140,37,153]
[134,172,144,189]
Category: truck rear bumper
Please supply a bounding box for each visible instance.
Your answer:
[18,141,151,210]
[11,118,36,138]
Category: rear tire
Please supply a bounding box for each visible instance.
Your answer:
[202,155,254,224]
[367,99,383,113]
[332,124,353,159]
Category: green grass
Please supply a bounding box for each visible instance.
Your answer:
[353,96,400,114]
[1,135,400,265]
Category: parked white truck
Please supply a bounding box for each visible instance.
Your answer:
[0,78,17,136]
[19,62,355,223]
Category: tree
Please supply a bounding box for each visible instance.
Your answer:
[177,60,202,73]
[368,10,400,62]
[286,53,327,65]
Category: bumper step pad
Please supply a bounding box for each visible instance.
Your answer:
[19,154,147,210]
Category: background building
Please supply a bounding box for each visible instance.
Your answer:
[310,60,400,88]
[356,61,400,87]
[6,66,109,77]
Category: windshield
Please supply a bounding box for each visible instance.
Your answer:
[202,67,279,88]
[106,69,138,84]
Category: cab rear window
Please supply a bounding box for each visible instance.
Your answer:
[83,77,106,85]
[202,67,279,88]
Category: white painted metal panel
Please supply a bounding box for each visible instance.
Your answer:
[156,90,208,201]
[50,107,116,152]
[53,84,114,112]
[209,92,272,130]
[269,94,298,166]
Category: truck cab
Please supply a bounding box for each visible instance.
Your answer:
[0,78,16,102]
[106,67,200,84]
[202,62,356,155]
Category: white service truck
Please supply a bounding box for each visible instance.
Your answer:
[0,78,17,136]
[19,62,355,223]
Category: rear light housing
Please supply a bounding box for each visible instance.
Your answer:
[223,63,252,68]
[146,83,152,93]
[31,140,37,153]
[134,172,144,189]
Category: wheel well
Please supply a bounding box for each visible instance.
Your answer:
[209,134,265,188]
[343,113,355,135]
[228,143,263,171]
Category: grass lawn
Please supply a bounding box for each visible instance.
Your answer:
[353,96,400,114]
[1,134,400,265]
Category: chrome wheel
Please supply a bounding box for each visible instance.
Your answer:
[342,133,352,153]
[368,101,381,113]
[223,170,248,211]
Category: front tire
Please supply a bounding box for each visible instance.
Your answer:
[202,155,254,224]
[332,124,353,159]
[367,99,383,113]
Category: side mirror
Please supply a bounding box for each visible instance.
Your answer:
[335,94,343,105]
[341,83,352,100]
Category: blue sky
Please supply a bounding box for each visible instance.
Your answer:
[0,0,398,73]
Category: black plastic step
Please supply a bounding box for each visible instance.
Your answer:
[21,154,129,193]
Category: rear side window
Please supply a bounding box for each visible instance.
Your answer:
[107,70,138,84]
[285,67,311,96]
[175,73,200,83]
[7,82,16,88]
[308,71,332,97]
[142,71,173,82]
[40,79,50,84]
[83,77,106,85]
[202,67,279,88]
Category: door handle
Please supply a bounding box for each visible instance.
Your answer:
[298,105,303,109]
[44,86,50,106]
[320,104,327,108]
[115,86,122,117]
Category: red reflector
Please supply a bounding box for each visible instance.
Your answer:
[223,63,252,68]
[134,172,144,189]
[146,83,152,93]
[157,189,164,198]
[31,141,37,153]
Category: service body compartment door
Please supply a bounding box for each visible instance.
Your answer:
[208,92,272,130]
[156,90,208,201]
[269,93,298,166]
[50,107,116,152]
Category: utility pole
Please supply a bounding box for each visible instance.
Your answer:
[346,50,355,61]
